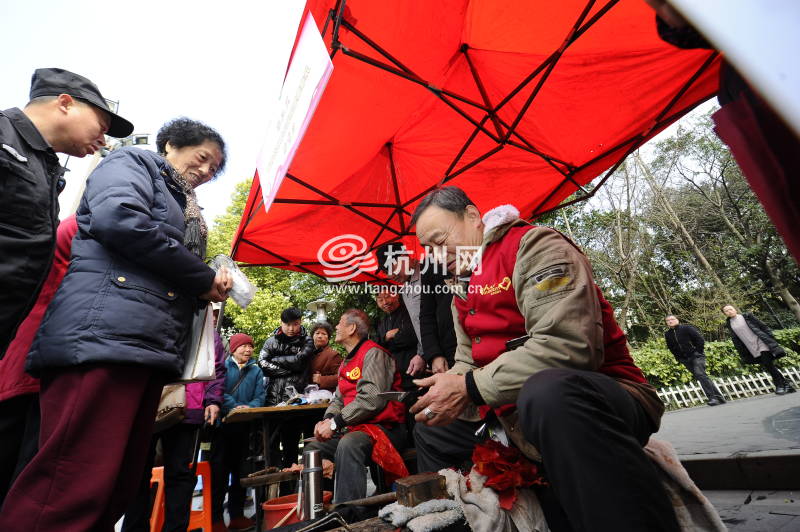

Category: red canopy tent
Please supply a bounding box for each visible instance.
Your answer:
[231,0,719,281]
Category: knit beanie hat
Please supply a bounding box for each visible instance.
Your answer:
[229,333,254,354]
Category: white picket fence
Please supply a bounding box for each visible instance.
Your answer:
[657,366,800,410]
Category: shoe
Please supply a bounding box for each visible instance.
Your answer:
[785,385,796,393]
[775,385,795,395]
[212,521,229,532]
[228,516,256,530]
[707,397,725,406]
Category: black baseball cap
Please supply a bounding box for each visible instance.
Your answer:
[29,68,134,138]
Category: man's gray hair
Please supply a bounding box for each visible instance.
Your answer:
[411,186,476,226]
[341,308,370,339]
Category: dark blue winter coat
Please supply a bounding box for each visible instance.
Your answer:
[27,147,216,377]
[222,357,266,415]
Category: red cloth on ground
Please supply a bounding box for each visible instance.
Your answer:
[0,215,77,403]
[351,423,408,485]
[0,364,166,531]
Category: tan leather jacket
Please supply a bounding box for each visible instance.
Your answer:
[448,216,662,460]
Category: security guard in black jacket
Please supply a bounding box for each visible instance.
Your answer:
[0,68,133,357]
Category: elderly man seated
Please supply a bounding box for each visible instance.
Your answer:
[305,309,408,503]
[409,186,679,532]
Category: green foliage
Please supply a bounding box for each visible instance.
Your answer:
[206,179,382,349]
[632,328,800,388]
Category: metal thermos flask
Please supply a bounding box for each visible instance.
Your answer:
[301,449,324,520]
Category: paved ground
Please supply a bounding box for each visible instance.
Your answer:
[658,392,800,530]
[657,391,800,456]
[706,490,800,531]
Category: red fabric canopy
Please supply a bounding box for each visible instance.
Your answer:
[232,0,719,281]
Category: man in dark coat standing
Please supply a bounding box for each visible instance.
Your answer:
[258,307,314,469]
[375,287,419,391]
[0,68,133,358]
[664,315,726,406]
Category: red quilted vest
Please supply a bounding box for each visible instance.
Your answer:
[339,339,405,426]
[454,225,647,415]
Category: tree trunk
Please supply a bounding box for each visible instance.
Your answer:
[764,261,800,322]
[635,153,733,300]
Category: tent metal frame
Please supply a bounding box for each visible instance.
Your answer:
[232,0,717,273]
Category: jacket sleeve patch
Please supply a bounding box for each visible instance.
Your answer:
[531,264,571,292]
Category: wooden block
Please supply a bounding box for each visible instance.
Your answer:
[395,472,448,507]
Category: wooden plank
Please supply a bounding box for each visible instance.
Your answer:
[223,402,329,423]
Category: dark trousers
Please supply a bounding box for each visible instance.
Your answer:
[757,354,788,388]
[205,423,250,522]
[122,423,199,532]
[0,364,165,532]
[270,422,303,469]
[0,393,40,506]
[415,369,679,532]
[678,353,724,400]
[305,424,407,504]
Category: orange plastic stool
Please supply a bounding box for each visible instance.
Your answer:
[188,461,213,532]
[149,466,166,532]
[148,462,213,532]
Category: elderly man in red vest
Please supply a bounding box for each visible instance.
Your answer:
[306,309,408,503]
[410,186,678,531]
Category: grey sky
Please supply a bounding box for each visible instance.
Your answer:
[0,0,305,226]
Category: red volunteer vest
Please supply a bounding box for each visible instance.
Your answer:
[339,339,405,426]
[454,225,647,415]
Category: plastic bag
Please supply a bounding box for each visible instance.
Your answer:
[209,255,257,308]
[307,388,334,404]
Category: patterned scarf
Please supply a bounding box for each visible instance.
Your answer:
[163,164,208,260]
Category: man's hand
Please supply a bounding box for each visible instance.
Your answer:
[406,354,426,376]
[410,373,471,426]
[231,404,250,411]
[385,328,399,341]
[312,372,321,384]
[322,459,335,479]
[314,419,335,441]
[431,356,449,374]
[200,267,233,302]
[204,404,220,425]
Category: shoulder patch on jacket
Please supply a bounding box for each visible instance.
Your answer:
[532,264,570,291]
[2,143,28,163]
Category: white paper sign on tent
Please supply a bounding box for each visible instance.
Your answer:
[257,12,334,212]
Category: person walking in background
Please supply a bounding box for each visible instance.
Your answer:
[723,305,796,395]
[207,332,265,532]
[0,117,231,531]
[664,315,726,406]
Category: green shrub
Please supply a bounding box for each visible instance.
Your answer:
[631,328,800,388]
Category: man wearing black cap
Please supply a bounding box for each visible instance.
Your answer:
[0,67,133,359]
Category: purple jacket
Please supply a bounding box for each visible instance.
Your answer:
[183,331,227,424]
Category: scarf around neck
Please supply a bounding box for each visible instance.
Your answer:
[162,163,208,260]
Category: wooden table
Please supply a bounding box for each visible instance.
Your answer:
[223,403,329,530]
